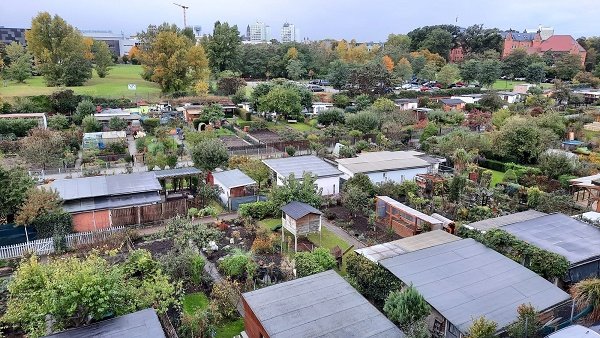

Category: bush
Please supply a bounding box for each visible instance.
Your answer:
[238,201,278,220]
[218,250,256,281]
[159,247,205,284]
[383,286,430,329]
[345,111,380,133]
[295,248,336,278]
[317,108,345,126]
[503,169,518,183]
[285,146,296,156]
[238,108,251,121]
[143,118,160,134]
[338,145,356,158]
[0,119,39,137]
[345,253,402,306]
[478,158,506,172]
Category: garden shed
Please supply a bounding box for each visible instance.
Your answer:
[375,196,443,238]
[212,169,259,210]
[281,201,322,252]
[153,166,202,199]
[241,270,402,338]
[44,308,166,338]
[380,238,571,338]
[263,155,343,195]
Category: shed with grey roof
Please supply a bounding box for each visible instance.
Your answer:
[466,210,547,232]
[44,308,166,338]
[241,270,403,338]
[380,238,571,336]
[212,169,258,210]
[263,156,343,195]
[281,201,322,252]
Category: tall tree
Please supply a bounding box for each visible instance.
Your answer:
[382,55,394,72]
[327,60,350,89]
[384,34,411,61]
[460,59,481,84]
[4,42,32,83]
[286,59,306,80]
[26,12,92,86]
[191,138,229,172]
[501,48,530,78]
[419,28,453,59]
[477,59,502,87]
[555,53,582,80]
[394,57,413,82]
[258,86,302,119]
[91,40,113,78]
[20,129,66,170]
[459,25,503,55]
[0,166,34,223]
[525,62,547,83]
[207,21,241,73]
[436,64,460,87]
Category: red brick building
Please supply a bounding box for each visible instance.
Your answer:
[501,30,586,66]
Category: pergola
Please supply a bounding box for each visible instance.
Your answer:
[152,167,203,199]
[570,174,600,211]
[281,201,322,252]
[375,195,443,238]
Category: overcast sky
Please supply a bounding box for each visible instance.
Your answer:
[1,0,598,41]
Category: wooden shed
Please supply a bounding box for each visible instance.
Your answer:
[375,195,443,238]
[281,201,322,252]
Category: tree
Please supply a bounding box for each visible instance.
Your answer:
[15,188,62,226]
[238,159,270,190]
[493,116,558,164]
[108,116,127,131]
[538,152,574,179]
[317,108,345,126]
[507,304,539,338]
[459,24,503,55]
[258,86,302,119]
[5,42,32,83]
[202,104,225,124]
[460,59,481,84]
[20,129,66,170]
[419,28,453,59]
[418,61,438,81]
[385,34,412,61]
[332,93,351,108]
[420,122,438,143]
[383,286,430,330]
[217,76,246,95]
[478,93,504,112]
[477,59,502,87]
[501,49,530,78]
[191,138,229,172]
[355,94,372,111]
[437,63,460,87]
[91,40,113,78]
[574,71,600,88]
[345,253,402,306]
[286,59,306,80]
[74,99,96,124]
[26,12,92,86]
[342,185,371,217]
[326,60,351,89]
[525,62,546,83]
[464,109,492,131]
[555,54,582,80]
[394,57,413,82]
[372,98,396,114]
[467,316,498,338]
[269,173,323,209]
[207,21,241,73]
[82,114,102,132]
[0,166,34,222]
[382,55,394,72]
[48,114,70,130]
[345,111,380,133]
[347,59,393,95]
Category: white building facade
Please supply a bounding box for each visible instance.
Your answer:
[281,23,298,43]
[249,22,270,43]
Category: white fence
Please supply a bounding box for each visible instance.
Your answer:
[0,226,126,260]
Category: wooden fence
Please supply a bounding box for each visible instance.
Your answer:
[0,226,126,260]
[111,199,190,227]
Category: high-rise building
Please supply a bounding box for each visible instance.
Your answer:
[249,21,270,43]
[281,23,298,43]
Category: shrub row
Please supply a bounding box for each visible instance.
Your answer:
[238,201,278,220]
[391,87,482,99]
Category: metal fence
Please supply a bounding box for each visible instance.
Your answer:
[0,226,126,260]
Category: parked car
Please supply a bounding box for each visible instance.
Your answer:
[307,84,325,92]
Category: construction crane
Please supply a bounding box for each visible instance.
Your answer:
[173,3,189,28]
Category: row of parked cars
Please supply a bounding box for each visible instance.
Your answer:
[307,79,330,92]
[396,80,481,92]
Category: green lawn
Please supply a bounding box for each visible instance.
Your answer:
[283,121,317,132]
[0,64,162,100]
[492,79,552,90]
[488,169,505,187]
[257,217,281,232]
[215,318,245,338]
[182,292,210,315]
[307,227,350,251]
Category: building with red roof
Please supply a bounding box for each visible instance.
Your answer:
[501,30,586,66]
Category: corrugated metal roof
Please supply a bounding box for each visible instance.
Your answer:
[212,169,256,189]
[355,230,460,262]
[380,239,571,334]
[44,308,166,338]
[281,201,322,219]
[466,210,547,231]
[502,213,600,265]
[50,172,161,201]
[377,196,443,225]
[152,167,202,179]
[242,270,403,338]
[337,151,431,174]
[263,155,342,178]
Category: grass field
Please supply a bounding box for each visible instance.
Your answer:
[487,169,505,187]
[0,65,162,100]
[492,79,552,90]
[215,318,245,338]
[182,292,210,315]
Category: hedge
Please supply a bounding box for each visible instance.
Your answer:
[238,108,252,121]
[0,118,39,137]
[238,201,278,220]
[479,158,506,172]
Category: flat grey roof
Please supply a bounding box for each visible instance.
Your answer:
[547,325,600,338]
[281,201,322,220]
[44,308,166,338]
[63,191,161,213]
[152,167,202,179]
[212,169,256,189]
[355,230,460,263]
[242,270,403,338]
[50,172,161,201]
[337,151,431,174]
[380,239,570,334]
[440,98,464,105]
[263,155,342,179]
[502,213,600,265]
[466,210,547,231]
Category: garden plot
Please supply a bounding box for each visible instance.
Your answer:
[219,135,251,148]
[247,129,282,143]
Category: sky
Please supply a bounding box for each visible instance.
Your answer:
[1,0,599,41]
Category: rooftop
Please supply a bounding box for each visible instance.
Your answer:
[263,155,342,179]
[281,201,322,220]
[44,308,166,338]
[336,151,432,174]
[501,213,600,265]
[380,239,571,334]
[440,98,465,105]
[242,270,403,338]
[355,230,460,263]
[212,169,256,189]
[377,196,443,226]
[541,35,586,52]
[62,191,161,213]
[466,210,547,232]
[152,167,202,179]
[49,172,161,201]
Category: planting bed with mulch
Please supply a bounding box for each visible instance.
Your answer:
[204,221,255,262]
[134,238,174,258]
[219,135,251,148]
[324,205,400,245]
[248,129,282,143]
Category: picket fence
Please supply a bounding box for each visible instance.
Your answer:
[0,226,126,260]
